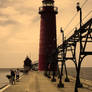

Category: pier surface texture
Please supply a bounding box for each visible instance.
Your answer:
[3,71,92,92]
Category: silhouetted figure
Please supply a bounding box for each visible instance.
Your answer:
[16,69,20,81]
[10,70,15,85]
[24,56,32,73]
[6,75,11,83]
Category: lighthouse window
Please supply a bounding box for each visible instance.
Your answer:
[43,3,54,7]
[47,3,53,6]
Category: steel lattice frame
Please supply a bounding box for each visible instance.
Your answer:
[57,18,92,92]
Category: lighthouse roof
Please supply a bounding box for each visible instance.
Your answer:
[42,0,54,3]
[43,0,54,1]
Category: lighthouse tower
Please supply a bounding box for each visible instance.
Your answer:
[39,0,58,71]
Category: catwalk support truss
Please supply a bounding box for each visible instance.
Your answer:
[57,18,92,91]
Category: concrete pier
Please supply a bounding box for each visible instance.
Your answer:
[2,71,92,92]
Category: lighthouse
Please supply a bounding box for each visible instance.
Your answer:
[39,0,58,71]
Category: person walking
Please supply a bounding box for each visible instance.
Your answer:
[16,69,20,81]
[10,70,15,85]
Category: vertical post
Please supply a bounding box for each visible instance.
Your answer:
[74,28,78,72]
[80,9,82,28]
[64,62,70,82]
[63,37,70,82]
[51,52,57,82]
[57,28,64,88]
[75,2,83,92]
[76,2,82,28]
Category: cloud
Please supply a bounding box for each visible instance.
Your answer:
[0,19,19,26]
[0,0,9,8]
[0,0,91,68]
[16,7,36,15]
[32,15,40,23]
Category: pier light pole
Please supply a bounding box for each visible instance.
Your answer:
[58,28,64,88]
[76,2,82,28]
[75,2,83,92]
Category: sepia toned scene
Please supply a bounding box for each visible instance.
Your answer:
[0,0,92,92]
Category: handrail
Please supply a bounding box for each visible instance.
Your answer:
[58,18,92,49]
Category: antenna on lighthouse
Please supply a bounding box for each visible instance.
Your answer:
[29,52,31,59]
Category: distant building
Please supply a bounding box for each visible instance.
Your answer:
[23,56,32,73]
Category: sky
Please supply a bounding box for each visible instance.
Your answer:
[0,0,91,68]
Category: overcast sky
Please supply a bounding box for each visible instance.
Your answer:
[0,0,91,68]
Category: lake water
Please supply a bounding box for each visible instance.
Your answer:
[0,69,10,89]
[67,67,92,81]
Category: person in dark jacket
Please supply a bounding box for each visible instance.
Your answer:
[10,70,15,85]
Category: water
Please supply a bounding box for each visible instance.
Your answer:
[0,69,10,89]
[67,67,92,81]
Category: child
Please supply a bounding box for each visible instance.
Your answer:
[16,69,20,81]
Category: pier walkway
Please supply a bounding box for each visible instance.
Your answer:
[2,71,92,92]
